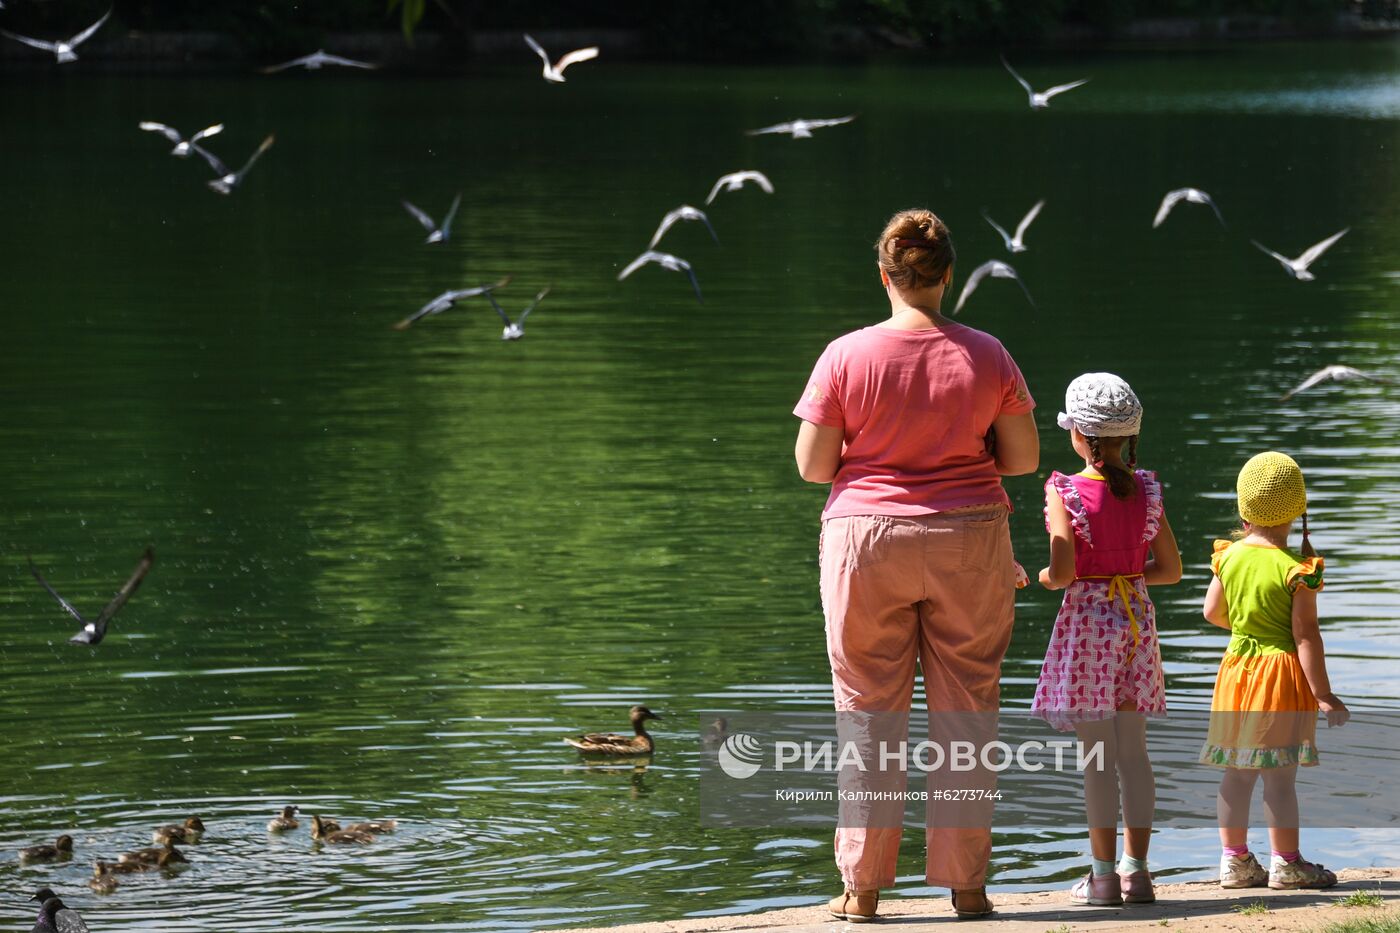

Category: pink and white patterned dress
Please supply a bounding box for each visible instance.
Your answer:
[1031,469,1167,731]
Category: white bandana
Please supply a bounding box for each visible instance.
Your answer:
[1056,372,1142,437]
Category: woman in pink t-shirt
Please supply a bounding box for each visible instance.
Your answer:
[794,208,1039,922]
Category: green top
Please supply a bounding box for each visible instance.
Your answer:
[1211,540,1324,658]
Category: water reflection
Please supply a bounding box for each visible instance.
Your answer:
[0,39,1398,931]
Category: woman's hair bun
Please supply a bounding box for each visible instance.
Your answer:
[876,209,955,290]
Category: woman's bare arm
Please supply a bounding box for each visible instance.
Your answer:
[794,420,844,484]
[991,411,1039,476]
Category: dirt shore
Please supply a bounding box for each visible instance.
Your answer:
[556,868,1399,933]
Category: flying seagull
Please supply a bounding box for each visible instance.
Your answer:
[618,251,702,303]
[1153,188,1225,228]
[139,122,224,159]
[402,193,461,245]
[523,33,599,83]
[983,199,1045,253]
[1001,55,1089,109]
[28,547,154,647]
[260,50,377,74]
[1252,228,1349,282]
[649,205,718,250]
[0,7,110,64]
[488,286,551,341]
[1280,365,1394,401]
[953,260,1035,316]
[30,888,89,932]
[201,135,275,195]
[746,116,855,139]
[705,170,773,205]
[393,277,512,330]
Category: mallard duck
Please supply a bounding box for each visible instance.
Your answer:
[310,814,374,845]
[119,838,187,866]
[152,815,204,844]
[30,888,89,932]
[564,705,662,755]
[88,863,120,895]
[267,805,299,832]
[18,834,73,862]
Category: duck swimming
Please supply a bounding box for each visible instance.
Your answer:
[267,805,299,832]
[152,815,204,844]
[88,863,120,895]
[18,835,73,862]
[318,817,398,835]
[119,838,187,866]
[564,705,662,755]
[311,814,374,845]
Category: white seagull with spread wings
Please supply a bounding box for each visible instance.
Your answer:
[1252,228,1349,282]
[200,135,275,195]
[1001,55,1088,109]
[618,251,702,303]
[705,170,773,205]
[1280,365,1394,401]
[1,7,110,64]
[393,277,513,331]
[1153,188,1225,228]
[983,200,1045,253]
[523,33,599,83]
[746,116,855,139]
[953,260,1035,315]
[402,193,461,245]
[488,286,551,341]
[139,122,224,158]
[649,206,718,250]
[260,50,377,73]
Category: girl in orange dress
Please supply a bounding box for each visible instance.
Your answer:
[1202,452,1349,890]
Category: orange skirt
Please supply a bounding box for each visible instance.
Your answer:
[1200,651,1319,769]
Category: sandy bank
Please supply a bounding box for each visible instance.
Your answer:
[555,867,1400,933]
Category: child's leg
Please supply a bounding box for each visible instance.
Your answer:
[1217,767,1259,848]
[1261,765,1300,854]
[1074,718,1119,864]
[1115,711,1154,860]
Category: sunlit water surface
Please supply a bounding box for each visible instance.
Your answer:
[1,40,1398,931]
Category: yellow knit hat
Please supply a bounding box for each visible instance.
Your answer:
[1237,451,1307,526]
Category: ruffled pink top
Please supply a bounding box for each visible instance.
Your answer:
[1044,470,1163,577]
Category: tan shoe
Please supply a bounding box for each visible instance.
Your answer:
[951,887,994,919]
[828,888,879,922]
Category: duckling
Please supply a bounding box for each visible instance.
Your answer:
[152,815,204,844]
[701,717,729,749]
[564,705,662,755]
[18,834,73,862]
[88,862,121,894]
[310,814,374,845]
[267,805,299,832]
[319,817,397,835]
[119,838,187,866]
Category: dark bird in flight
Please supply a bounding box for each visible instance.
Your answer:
[28,547,155,646]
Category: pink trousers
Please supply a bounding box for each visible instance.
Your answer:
[819,509,1016,890]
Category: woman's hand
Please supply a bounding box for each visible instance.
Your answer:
[1038,566,1062,590]
[1316,692,1350,728]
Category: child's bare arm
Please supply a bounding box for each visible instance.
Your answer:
[1203,577,1231,629]
[1293,587,1350,726]
[1143,514,1182,585]
[1038,489,1076,590]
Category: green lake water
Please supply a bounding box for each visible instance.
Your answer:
[1,40,1398,930]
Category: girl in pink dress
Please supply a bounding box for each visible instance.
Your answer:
[1033,373,1182,907]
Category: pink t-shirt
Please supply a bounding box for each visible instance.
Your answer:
[793,323,1035,519]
